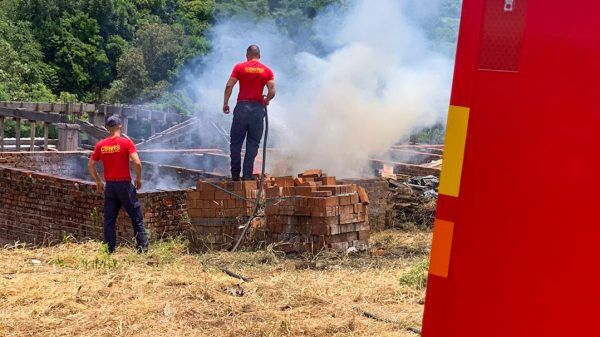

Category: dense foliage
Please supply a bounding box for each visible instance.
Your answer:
[0,0,461,107]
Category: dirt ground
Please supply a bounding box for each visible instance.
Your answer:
[0,230,432,337]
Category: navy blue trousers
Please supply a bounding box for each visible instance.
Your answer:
[230,101,265,179]
[104,181,148,252]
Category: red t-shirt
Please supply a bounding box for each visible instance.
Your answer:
[230,60,274,103]
[91,136,137,181]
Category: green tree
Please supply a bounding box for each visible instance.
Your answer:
[81,0,137,39]
[134,23,187,83]
[47,10,111,95]
[0,8,56,100]
[104,47,149,102]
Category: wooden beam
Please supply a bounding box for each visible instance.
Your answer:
[0,107,67,124]
[29,120,36,151]
[0,116,4,152]
[15,118,21,151]
[43,123,49,151]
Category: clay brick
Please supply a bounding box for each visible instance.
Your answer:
[302,169,322,177]
[318,185,341,195]
[338,204,355,215]
[278,206,296,216]
[293,177,304,186]
[323,196,339,207]
[214,190,231,200]
[188,208,204,218]
[187,191,201,200]
[242,180,258,190]
[274,176,294,187]
[245,189,258,198]
[328,222,368,235]
[320,176,337,185]
[295,186,316,197]
[265,205,278,216]
[339,212,360,224]
[199,190,215,200]
[266,186,282,198]
[294,197,307,207]
[310,206,338,217]
[311,216,339,226]
[311,190,332,197]
[358,230,370,241]
[282,187,295,196]
[197,181,217,192]
[293,205,311,216]
[354,203,365,214]
[357,186,370,205]
[327,231,359,243]
[357,212,368,222]
[339,195,353,205]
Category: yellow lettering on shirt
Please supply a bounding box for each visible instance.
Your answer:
[244,67,265,74]
[101,144,121,154]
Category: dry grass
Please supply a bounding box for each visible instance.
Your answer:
[0,230,431,337]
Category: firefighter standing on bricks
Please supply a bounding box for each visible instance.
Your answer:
[88,115,149,253]
[223,44,276,181]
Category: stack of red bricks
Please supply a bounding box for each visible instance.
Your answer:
[186,180,261,249]
[340,179,390,232]
[265,169,370,253]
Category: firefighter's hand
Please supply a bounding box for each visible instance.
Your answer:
[223,104,230,114]
[134,178,142,190]
[95,180,105,193]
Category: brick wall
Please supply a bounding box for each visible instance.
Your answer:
[0,151,85,176]
[0,165,190,246]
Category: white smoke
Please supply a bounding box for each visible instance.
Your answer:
[181,0,454,177]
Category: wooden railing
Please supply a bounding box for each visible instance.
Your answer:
[0,101,195,152]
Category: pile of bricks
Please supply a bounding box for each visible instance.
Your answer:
[265,169,370,253]
[186,180,261,249]
[341,179,390,231]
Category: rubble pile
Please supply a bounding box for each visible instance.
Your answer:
[388,175,438,229]
[264,170,370,253]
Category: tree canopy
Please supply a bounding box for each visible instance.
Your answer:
[0,0,462,106]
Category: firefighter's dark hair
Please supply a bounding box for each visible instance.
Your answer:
[247,45,261,58]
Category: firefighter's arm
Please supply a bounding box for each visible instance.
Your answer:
[223,77,238,114]
[87,159,104,193]
[130,152,142,190]
[265,80,276,106]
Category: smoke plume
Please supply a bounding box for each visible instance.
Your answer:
[180,0,455,177]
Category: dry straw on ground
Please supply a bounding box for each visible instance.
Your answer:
[0,230,431,337]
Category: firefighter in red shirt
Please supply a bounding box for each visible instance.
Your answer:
[223,44,276,181]
[88,116,149,253]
